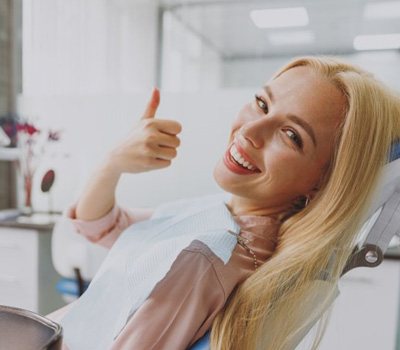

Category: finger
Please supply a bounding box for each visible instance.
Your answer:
[155,146,177,160]
[141,87,160,119]
[156,133,180,148]
[155,119,182,136]
[149,158,171,169]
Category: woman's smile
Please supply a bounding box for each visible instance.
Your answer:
[223,141,262,175]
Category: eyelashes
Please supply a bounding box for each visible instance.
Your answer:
[254,94,303,150]
[255,94,268,113]
[284,128,303,149]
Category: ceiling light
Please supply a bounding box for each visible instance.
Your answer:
[250,7,309,29]
[364,1,400,19]
[353,33,400,50]
[268,30,315,45]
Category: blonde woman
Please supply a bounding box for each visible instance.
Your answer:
[47,56,400,350]
[210,57,400,349]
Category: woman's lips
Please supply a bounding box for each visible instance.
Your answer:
[223,144,261,175]
[234,142,260,171]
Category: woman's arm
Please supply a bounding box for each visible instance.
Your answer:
[74,87,181,221]
[74,159,122,221]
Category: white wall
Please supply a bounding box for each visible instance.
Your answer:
[22,0,159,95]
[161,11,222,92]
[222,51,400,92]
[19,0,165,211]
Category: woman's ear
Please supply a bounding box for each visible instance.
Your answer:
[307,187,320,201]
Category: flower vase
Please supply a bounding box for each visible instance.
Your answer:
[19,143,38,216]
[22,173,34,215]
[15,118,62,215]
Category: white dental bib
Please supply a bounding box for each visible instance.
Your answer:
[60,193,241,350]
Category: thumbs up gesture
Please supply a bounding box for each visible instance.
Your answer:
[108,87,182,174]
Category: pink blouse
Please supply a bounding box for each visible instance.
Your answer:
[47,203,281,350]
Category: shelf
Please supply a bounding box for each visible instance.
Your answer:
[0,148,21,161]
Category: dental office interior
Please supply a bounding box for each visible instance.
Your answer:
[1,0,400,349]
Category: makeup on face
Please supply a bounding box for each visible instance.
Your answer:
[223,138,261,175]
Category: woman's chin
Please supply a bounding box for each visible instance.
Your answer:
[213,160,238,194]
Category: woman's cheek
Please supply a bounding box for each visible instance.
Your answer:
[229,121,242,135]
[266,149,297,175]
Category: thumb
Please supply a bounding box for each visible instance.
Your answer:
[141,87,160,119]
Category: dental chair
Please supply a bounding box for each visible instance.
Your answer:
[3,144,395,350]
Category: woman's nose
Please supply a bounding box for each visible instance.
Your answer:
[239,116,274,149]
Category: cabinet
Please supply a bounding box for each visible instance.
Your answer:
[0,220,65,315]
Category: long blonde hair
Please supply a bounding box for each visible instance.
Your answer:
[210,56,400,349]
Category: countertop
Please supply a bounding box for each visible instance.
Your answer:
[0,211,62,231]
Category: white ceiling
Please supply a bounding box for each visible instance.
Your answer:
[159,0,400,59]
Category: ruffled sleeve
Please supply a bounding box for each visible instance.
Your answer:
[66,203,154,249]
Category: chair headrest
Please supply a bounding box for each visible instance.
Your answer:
[364,142,400,219]
[342,140,400,275]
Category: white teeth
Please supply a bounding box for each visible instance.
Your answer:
[229,145,257,171]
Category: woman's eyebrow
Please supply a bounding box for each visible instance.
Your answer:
[263,84,317,147]
[287,114,317,147]
[263,85,275,102]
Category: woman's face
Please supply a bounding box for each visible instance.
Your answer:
[213,66,347,217]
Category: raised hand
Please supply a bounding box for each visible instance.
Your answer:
[108,87,182,174]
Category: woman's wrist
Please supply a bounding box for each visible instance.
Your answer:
[99,153,125,179]
[74,158,122,221]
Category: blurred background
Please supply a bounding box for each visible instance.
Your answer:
[1,0,400,211]
[0,1,400,349]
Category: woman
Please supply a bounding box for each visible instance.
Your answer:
[48,56,400,350]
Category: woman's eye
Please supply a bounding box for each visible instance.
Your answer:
[254,94,268,113]
[253,95,303,150]
[285,129,303,149]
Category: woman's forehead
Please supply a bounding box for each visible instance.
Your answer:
[267,66,346,127]
[265,66,346,161]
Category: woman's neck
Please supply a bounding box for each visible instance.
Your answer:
[226,195,290,221]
